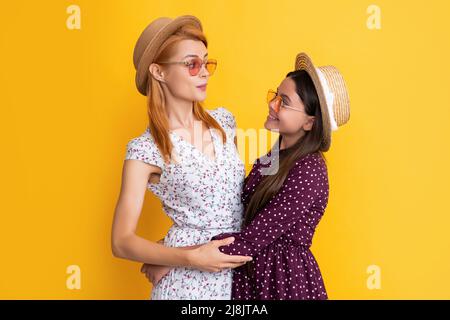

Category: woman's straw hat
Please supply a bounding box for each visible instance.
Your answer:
[295,52,350,151]
[133,15,203,96]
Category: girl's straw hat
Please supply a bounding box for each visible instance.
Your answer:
[295,52,350,151]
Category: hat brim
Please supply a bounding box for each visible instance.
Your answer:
[135,15,203,95]
[295,52,332,151]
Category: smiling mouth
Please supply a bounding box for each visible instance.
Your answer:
[268,114,279,120]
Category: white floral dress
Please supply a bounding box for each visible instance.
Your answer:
[124,107,246,300]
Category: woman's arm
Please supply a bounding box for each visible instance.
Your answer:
[111,159,252,271]
[111,160,190,266]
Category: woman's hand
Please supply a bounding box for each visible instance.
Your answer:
[141,263,172,286]
[187,237,253,272]
[140,238,169,285]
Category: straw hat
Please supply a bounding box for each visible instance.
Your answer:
[295,52,350,151]
[133,15,203,96]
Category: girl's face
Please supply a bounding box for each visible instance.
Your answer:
[264,77,315,135]
[151,39,210,102]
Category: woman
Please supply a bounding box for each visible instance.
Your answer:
[111,15,252,300]
[144,53,350,300]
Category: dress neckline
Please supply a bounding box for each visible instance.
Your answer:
[145,108,222,164]
[169,128,219,163]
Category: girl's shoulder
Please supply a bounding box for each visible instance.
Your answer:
[291,152,328,177]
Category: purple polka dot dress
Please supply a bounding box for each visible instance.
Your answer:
[125,107,246,300]
[211,149,329,300]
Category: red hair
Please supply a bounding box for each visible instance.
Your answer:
[146,24,226,164]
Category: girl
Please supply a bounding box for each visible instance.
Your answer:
[209,53,350,299]
[144,53,350,300]
[111,15,252,300]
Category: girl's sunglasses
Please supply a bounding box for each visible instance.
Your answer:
[156,58,217,76]
[267,89,305,113]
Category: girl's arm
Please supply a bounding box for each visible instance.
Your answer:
[211,156,328,256]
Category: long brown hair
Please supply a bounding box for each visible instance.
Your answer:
[145,24,226,164]
[243,69,329,278]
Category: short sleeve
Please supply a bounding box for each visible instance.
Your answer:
[210,107,237,137]
[125,133,165,169]
[219,107,237,131]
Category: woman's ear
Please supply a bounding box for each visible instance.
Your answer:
[149,63,165,83]
[303,116,315,131]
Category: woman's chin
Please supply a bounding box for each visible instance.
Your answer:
[194,93,207,102]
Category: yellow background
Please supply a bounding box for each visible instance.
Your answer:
[1,0,449,299]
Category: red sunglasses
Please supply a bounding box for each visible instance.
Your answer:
[156,57,217,76]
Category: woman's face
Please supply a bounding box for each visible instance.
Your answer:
[264,77,315,135]
[150,39,210,102]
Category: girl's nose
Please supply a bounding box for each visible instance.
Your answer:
[269,99,279,113]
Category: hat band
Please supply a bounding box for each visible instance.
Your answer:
[316,68,338,131]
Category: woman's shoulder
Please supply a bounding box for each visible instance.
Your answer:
[207,106,236,129]
[126,127,156,148]
[124,127,164,168]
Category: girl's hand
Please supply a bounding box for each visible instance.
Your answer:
[140,263,173,286]
[188,237,253,272]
